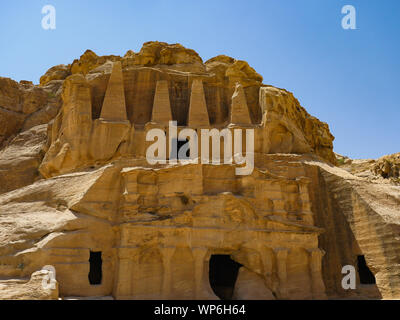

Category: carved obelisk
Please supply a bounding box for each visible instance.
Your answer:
[100,61,128,121]
[187,79,210,127]
[230,82,252,125]
[151,80,173,125]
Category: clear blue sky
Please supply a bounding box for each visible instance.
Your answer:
[0,0,399,159]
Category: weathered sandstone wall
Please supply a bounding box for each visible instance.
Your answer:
[0,42,398,300]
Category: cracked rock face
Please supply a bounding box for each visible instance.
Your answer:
[0,77,62,149]
[0,42,398,300]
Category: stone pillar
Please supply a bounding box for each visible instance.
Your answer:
[100,61,128,121]
[160,246,175,299]
[192,247,209,299]
[274,248,289,299]
[114,248,137,299]
[308,248,327,299]
[298,179,314,224]
[298,179,310,199]
[230,82,252,125]
[187,79,210,127]
[152,80,173,125]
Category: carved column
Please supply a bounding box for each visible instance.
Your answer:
[161,246,175,299]
[308,248,327,299]
[100,61,128,121]
[298,179,314,224]
[274,248,289,299]
[230,82,252,125]
[114,248,138,299]
[187,79,210,127]
[298,181,310,202]
[152,80,173,125]
[192,247,209,299]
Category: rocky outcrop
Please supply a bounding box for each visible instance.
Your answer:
[205,55,263,87]
[66,42,204,78]
[124,42,203,68]
[0,124,47,194]
[40,64,71,86]
[0,270,59,300]
[0,41,397,300]
[373,153,400,180]
[71,50,121,76]
[336,152,400,185]
[259,86,335,163]
[0,77,62,149]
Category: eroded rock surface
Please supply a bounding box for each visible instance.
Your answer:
[0,77,62,149]
[0,270,59,300]
[336,152,400,185]
[0,42,398,300]
[0,124,47,194]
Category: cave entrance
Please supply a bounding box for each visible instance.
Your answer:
[209,254,242,300]
[357,255,376,284]
[88,251,102,285]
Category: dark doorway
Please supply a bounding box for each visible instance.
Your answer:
[209,255,242,300]
[88,251,102,285]
[357,255,376,284]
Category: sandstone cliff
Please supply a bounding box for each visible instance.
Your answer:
[0,42,398,300]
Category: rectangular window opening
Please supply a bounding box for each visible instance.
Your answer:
[88,251,102,285]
